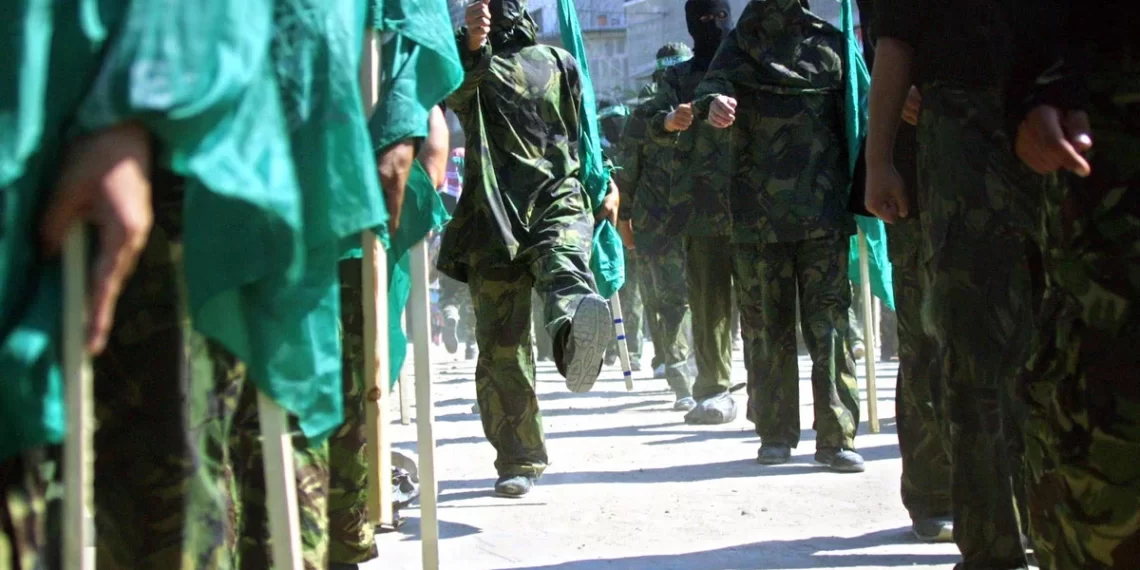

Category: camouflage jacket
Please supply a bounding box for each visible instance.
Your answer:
[690,0,854,244]
[644,58,734,237]
[440,39,586,279]
[616,82,683,252]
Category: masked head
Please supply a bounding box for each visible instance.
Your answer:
[685,0,734,60]
[488,0,537,50]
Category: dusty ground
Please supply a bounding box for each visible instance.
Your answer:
[368,345,963,570]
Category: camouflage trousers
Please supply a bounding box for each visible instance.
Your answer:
[468,241,597,477]
[639,239,694,397]
[684,236,735,401]
[733,234,860,450]
[608,249,645,361]
[530,292,554,361]
[91,186,329,570]
[1021,68,1140,570]
[918,83,1039,569]
[0,451,50,570]
[325,259,377,565]
[887,217,951,521]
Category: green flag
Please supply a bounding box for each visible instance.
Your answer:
[556,0,625,299]
[0,0,304,457]
[370,0,463,388]
[839,0,895,310]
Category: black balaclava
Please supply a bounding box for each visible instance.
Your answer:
[685,0,734,64]
[488,0,538,50]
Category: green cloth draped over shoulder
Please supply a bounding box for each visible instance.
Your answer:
[839,0,894,310]
[369,0,463,387]
[186,0,392,442]
[557,0,625,299]
[0,0,299,458]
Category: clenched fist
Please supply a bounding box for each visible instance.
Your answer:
[665,103,694,132]
[708,96,737,129]
[466,0,491,52]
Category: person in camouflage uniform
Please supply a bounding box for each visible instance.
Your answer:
[440,0,615,498]
[599,100,648,371]
[695,0,863,472]
[618,42,698,408]
[645,0,738,424]
[867,0,1045,566]
[856,0,953,542]
[1008,5,1140,568]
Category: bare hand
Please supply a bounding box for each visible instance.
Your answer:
[466,0,491,52]
[41,123,153,355]
[378,141,416,236]
[708,96,737,129]
[618,219,635,249]
[864,165,909,223]
[665,103,694,132]
[595,180,620,226]
[1015,105,1092,177]
[901,86,921,126]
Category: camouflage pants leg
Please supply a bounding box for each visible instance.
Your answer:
[641,241,694,398]
[531,292,554,361]
[92,196,237,570]
[918,84,1037,569]
[326,259,377,565]
[1022,71,1140,570]
[637,253,667,370]
[887,218,952,521]
[734,235,859,450]
[684,236,734,401]
[468,265,547,477]
[848,284,864,346]
[229,381,330,570]
[609,250,644,361]
[0,451,49,570]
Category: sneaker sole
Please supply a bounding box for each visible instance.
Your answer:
[565,296,611,393]
[815,456,866,473]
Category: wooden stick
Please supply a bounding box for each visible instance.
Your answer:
[256,393,303,570]
[857,228,880,433]
[609,294,634,391]
[408,240,439,570]
[62,225,94,570]
[399,372,411,426]
[361,30,395,527]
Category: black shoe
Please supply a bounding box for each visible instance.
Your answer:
[757,445,791,465]
[814,448,865,473]
[559,295,611,393]
[911,517,954,542]
[494,475,537,498]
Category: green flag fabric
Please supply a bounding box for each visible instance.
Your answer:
[839,0,895,311]
[369,0,463,388]
[386,162,451,386]
[0,0,300,458]
[556,0,625,299]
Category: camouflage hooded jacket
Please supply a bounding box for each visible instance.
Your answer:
[692,0,855,244]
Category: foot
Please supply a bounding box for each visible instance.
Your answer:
[653,364,666,379]
[441,308,460,354]
[629,357,642,372]
[911,517,954,543]
[673,397,697,411]
[604,352,619,367]
[494,475,537,498]
[851,341,866,361]
[559,295,612,393]
[814,448,865,473]
[757,445,792,465]
[465,344,477,361]
[683,393,738,425]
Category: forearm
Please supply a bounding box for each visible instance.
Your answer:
[417,106,450,188]
[866,37,914,168]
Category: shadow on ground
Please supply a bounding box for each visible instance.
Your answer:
[508,527,959,569]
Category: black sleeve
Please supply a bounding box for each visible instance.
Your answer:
[875,0,920,48]
[1004,0,1090,134]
